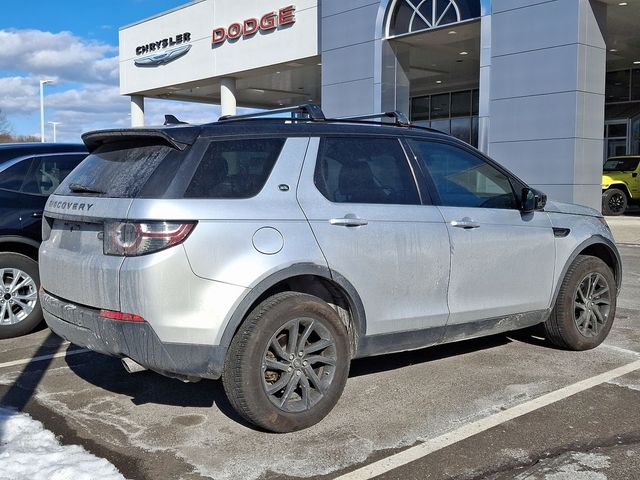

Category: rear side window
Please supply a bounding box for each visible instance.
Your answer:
[184,138,285,199]
[314,137,420,205]
[22,154,85,196]
[57,141,175,198]
[0,158,33,192]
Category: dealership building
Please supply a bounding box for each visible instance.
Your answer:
[119,0,640,210]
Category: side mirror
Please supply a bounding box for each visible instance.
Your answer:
[521,188,546,213]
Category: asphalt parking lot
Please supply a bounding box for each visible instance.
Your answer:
[0,245,639,480]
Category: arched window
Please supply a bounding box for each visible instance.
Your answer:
[387,0,481,37]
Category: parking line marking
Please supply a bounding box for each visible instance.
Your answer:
[335,359,640,480]
[0,348,90,369]
[601,344,640,356]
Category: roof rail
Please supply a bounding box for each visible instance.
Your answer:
[218,104,326,123]
[336,111,411,127]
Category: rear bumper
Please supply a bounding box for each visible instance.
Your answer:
[41,290,226,380]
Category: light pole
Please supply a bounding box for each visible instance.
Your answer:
[48,121,61,143]
[39,79,54,143]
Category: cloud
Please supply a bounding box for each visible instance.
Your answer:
[0,29,258,143]
[0,29,118,85]
[0,76,40,114]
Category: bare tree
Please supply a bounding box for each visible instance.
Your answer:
[0,110,39,143]
[0,109,12,137]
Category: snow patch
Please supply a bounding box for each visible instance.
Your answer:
[0,407,125,480]
[571,453,611,470]
[501,448,531,463]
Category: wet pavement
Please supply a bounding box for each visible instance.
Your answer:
[0,246,638,480]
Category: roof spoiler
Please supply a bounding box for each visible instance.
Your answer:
[81,127,200,153]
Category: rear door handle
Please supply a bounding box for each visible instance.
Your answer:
[451,218,480,229]
[330,215,368,227]
[32,212,43,218]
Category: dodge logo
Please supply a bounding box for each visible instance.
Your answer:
[212,6,296,45]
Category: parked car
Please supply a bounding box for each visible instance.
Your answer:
[0,143,87,338]
[39,106,620,432]
[602,155,640,216]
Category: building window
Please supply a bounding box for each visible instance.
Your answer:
[387,0,481,37]
[410,89,479,147]
[606,70,631,103]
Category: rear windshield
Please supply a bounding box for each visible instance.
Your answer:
[604,157,640,172]
[56,140,181,198]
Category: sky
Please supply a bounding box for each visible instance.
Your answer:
[0,0,225,143]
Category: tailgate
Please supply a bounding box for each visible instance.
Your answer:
[39,196,133,310]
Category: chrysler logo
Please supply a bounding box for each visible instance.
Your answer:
[135,44,192,67]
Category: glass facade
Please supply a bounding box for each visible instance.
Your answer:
[410,89,480,147]
[604,68,640,158]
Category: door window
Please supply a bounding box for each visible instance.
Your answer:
[0,158,34,192]
[314,137,420,205]
[409,140,518,209]
[22,154,85,196]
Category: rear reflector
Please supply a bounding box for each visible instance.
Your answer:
[99,309,145,323]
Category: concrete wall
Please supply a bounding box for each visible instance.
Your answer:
[487,0,607,210]
[320,1,383,117]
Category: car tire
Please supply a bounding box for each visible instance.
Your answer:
[0,253,43,339]
[222,292,350,433]
[602,188,628,216]
[544,255,616,351]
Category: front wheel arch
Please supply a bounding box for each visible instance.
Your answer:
[551,236,621,308]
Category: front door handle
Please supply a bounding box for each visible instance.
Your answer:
[451,218,480,229]
[330,215,368,227]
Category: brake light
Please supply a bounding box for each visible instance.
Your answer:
[100,309,145,323]
[104,221,196,256]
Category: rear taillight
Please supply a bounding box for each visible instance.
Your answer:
[104,221,196,256]
[100,309,145,323]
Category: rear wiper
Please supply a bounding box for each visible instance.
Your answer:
[68,183,105,195]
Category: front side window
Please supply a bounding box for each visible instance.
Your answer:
[314,137,420,205]
[0,158,34,192]
[409,140,517,209]
[22,154,85,196]
[184,138,285,199]
[604,157,640,172]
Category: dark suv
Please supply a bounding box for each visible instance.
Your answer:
[0,143,87,338]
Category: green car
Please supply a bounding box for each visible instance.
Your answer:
[602,155,640,216]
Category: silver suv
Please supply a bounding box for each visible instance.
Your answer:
[39,106,621,433]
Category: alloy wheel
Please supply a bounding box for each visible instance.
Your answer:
[573,272,611,338]
[0,268,38,325]
[608,193,625,213]
[262,317,338,413]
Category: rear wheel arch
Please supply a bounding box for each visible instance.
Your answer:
[220,264,366,356]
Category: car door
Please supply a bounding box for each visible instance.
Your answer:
[406,138,556,327]
[19,153,87,241]
[297,136,451,337]
[0,157,36,237]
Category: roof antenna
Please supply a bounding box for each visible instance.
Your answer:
[164,114,188,126]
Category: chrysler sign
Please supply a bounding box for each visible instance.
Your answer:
[134,33,192,67]
[212,6,296,45]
